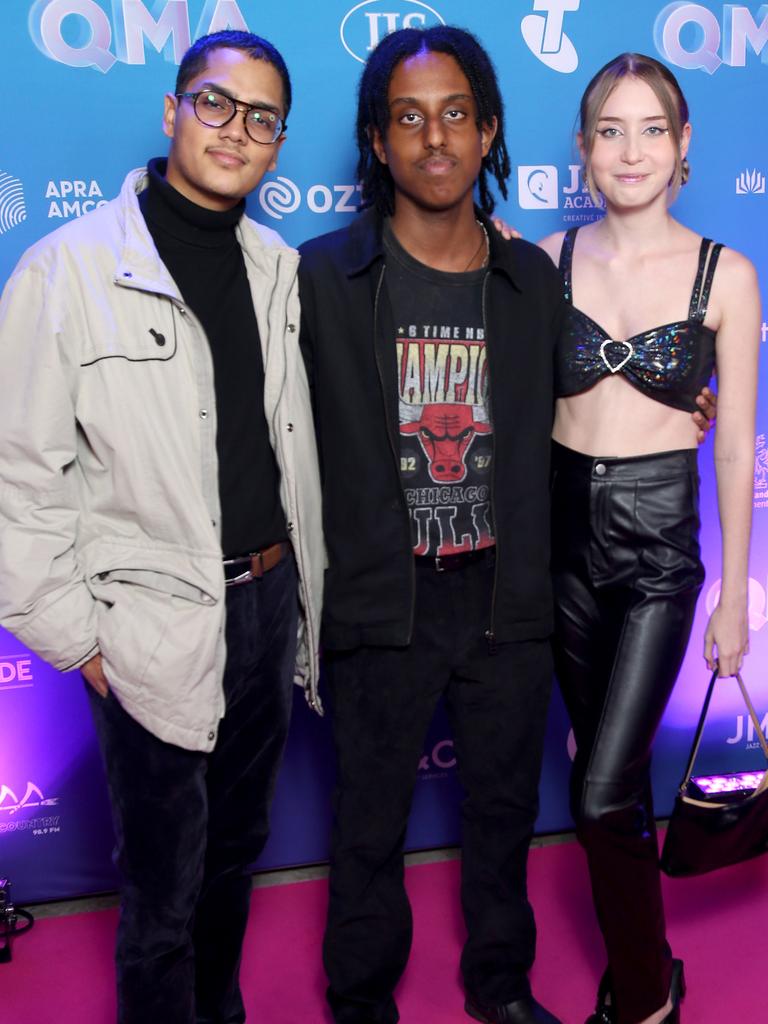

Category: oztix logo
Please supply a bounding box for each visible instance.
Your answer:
[521,0,580,74]
[29,0,249,73]
[258,176,362,220]
[655,3,768,74]
[340,0,445,63]
[0,171,27,235]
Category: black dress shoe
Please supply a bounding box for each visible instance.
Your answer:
[465,993,563,1024]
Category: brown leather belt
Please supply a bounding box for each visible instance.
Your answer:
[223,542,288,586]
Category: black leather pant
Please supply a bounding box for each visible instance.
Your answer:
[551,442,705,1024]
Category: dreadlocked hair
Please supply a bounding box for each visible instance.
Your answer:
[356,26,510,216]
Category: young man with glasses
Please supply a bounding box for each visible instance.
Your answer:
[298,26,563,1024]
[0,31,323,1024]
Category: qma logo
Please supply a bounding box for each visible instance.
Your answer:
[0,171,28,236]
[258,176,361,221]
[0,781,59,815]
[340,0,445,63]
[655,3,768,75]
[46,178,109,219]
[736,168,766,195]
[517,163,602,212]
[29,0,250,73]
[706,575,768,631]
[418,738,456,775]
[521,0,580,74]
[0,654,34,689]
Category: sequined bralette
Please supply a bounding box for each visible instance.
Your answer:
[555,227,721,413]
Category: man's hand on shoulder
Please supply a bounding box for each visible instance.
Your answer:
[491,217,521,240]
[82,653,108,698]
[693,385,717,444]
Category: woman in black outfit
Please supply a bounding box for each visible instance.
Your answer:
[538,54,760,1024]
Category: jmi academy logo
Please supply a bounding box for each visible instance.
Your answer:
[0,171,28,235]
[259,176,361,220]
[29,0,250,73]
[655,3,768,75]
[340,0,445,63]
[520,0,580,74]
[517,163,601,215]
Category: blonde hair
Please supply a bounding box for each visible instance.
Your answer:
[580,52,690,203]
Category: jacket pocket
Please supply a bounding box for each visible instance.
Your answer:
[90,568,218,696]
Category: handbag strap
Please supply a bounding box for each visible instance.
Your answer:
[678,670,768,792]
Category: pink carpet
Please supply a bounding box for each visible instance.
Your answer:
[4,837,767,1023]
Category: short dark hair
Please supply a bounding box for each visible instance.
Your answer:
[356,26,510,216]
[176,31,292,121]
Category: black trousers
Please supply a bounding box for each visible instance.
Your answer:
[87,553,298,1024]
[551,443,704,1024]
[322,552,554,1024]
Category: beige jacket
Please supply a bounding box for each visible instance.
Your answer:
[0,169,324,751]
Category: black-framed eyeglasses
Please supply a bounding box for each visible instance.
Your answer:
[176,90,285,144]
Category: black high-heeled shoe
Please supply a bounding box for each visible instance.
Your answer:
[663,959,686,1024]
[584,968,613,1024]
[584,959,686,1024]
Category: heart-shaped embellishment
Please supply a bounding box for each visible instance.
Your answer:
[599,339,634,374]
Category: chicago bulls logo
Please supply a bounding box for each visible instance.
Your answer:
[400,401,491,482]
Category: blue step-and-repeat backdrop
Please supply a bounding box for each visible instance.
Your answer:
[1,0,767,903]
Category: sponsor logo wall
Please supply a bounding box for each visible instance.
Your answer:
[0,0,766,902]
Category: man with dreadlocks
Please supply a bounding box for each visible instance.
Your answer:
[298,26,563,1024]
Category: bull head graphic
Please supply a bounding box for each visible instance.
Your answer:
[400,401,491,483]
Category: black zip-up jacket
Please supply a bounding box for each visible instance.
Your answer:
[298,208,563,651]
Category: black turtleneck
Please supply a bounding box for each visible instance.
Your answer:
[139,158,286,558]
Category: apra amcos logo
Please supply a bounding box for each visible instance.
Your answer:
[655,3,768,74]
[0,171,28,236]
[340,0,445,63]
[521,0,580,74]
[259,176,361,221]
[29,0,250,73]
[46,178,108,219]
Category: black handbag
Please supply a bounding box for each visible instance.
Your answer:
[661,669,768,877]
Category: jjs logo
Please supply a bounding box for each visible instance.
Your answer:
[655,3,768,75]
[340,1,445,63]
[29,0,249,73]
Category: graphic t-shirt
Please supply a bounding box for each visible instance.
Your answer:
[383,222,495,558]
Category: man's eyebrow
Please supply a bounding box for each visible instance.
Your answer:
[389,92,474,107]
[198,81,282,115]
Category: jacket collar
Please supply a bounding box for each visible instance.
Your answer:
[342,205,522,291]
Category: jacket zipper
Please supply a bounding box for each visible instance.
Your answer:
[481,272,499,655]
[371,263,417,645]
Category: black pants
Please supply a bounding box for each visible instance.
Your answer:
[551,443,704,1024]
[323,552,554,1024]
[87,553,298,1024]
